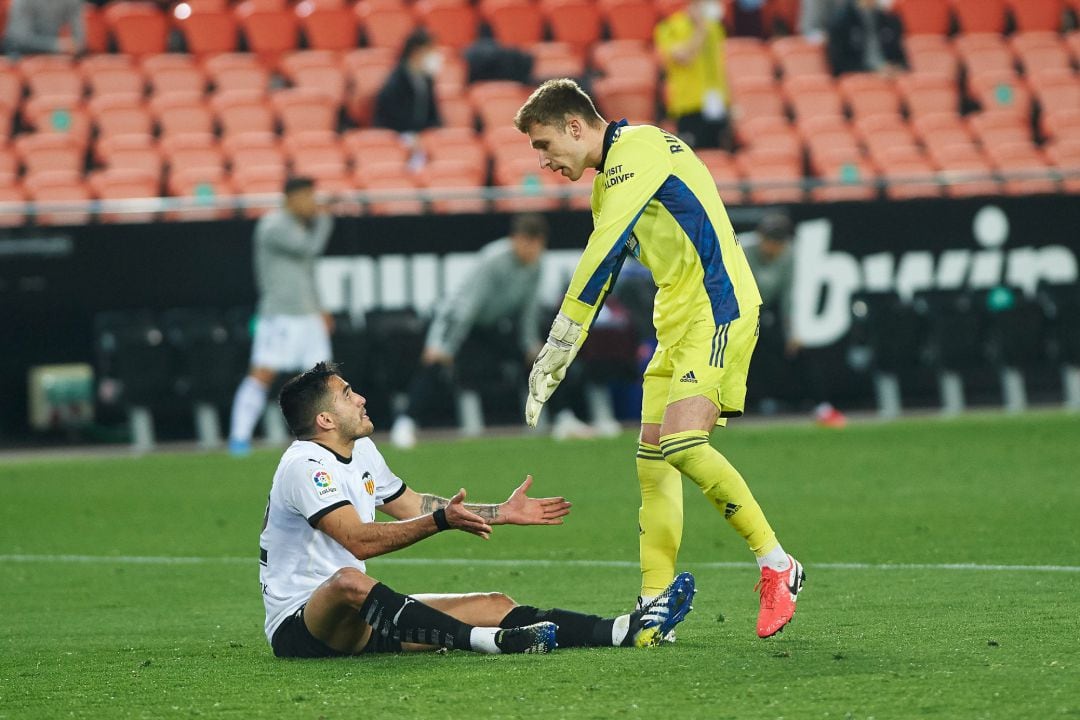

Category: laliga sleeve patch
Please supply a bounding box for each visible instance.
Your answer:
[311,469,340,498]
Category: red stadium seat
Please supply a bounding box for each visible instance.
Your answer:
[81,56,146,100]
[280,53,347,105]
[346,50,397,126]
[934,151,998,197]
[894,0,952,35]
[481,0,545,49]
[1005,0,1064,32]
[21,97,91,146]
[415,0,479,50]
[24,171,91,226]
[1042,108,1080,143]
[417,159,489,213]
[0,184,28,228]
[355,1,417,51]
[812,156,879,202]
[282,130,348,179]
[233,163,286,217]
[968,111,1031,146]
[168,166,235,220]
[89,96,153,140]
[839,74,902,120]
[739,159,804,204]
[84,4,110,54]
[270,88,339,134]
[173,3,240,56]
[989,142,1057,195]
[104,3,170,58]
[1045,140,1080,192]
[212,91,275,136]
[896,73,960,118]
[95,134,163,177]
[355,161,424,215]
[0,62,21,110]
[205,54,270,94]
[783,76,843,121]
[532,42,587,81]
[15,134,85,176]
[730,78,786,122]
[151,93,215,139]
[88,168,161,223]
[592,78,658,123]
[162,133,226,178]
[950,0,1007,33]
[144,55,207,97]
[296,0,360,51]
[599,0,659,42]
[770,37,829,78]
[542,0,602,56]
[881,156,942,199]
[493,157,566,212]
[1067,32,1080,64]
[235,0,300,67]
[903,39,959,77]
[725,40,776,84]
[968,72,1031,117]
[223,131,285,173]
[959,45,1017,81]
[20,56,82,102]
[1014,43,1072,76]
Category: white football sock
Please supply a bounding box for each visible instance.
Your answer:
[611,614,631,646]
[757,545,792,572]
[469,627,501,654]
[229,375,268,443]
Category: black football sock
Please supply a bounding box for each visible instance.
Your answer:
[358,582,475,651]
[500,605,617,647]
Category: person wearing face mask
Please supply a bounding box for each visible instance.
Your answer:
[373,28,443,134]
[654,0,731,150]
[827,0,907,76]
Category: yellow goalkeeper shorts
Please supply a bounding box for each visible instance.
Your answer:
[641,305,760,427]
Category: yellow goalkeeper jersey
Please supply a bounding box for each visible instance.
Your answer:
[559,121,761,348]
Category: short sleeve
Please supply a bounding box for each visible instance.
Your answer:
[357,439,406,505]
[280,458,352,528]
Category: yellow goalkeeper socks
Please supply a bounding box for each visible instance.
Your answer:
[637,441,684,596]
[659,430,779,558]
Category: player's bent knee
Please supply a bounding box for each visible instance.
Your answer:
[328,567,374,606]
[485,592,516,615]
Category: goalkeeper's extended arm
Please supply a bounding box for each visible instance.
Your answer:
[525,312,586,427]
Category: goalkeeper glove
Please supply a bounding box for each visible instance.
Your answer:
[526,313,584,427]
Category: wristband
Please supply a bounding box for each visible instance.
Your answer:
[432,508,450,531]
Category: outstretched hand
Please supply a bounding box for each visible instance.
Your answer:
[444,488,492,539]
[498,475,572,526]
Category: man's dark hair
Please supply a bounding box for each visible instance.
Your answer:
[399,27,434,64]
[279,361,341,439]
[514,78,605,132]
[510,212,549,239]
[283,176,315,196]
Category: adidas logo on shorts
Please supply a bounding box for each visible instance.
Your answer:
[680,370,698,383]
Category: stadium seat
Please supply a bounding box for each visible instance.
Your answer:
[0,184,28,228]
[162,133,226,178]
[20,56,82,102]
[1045,140,1080,193]
[770,37,829,78]
[168,167,235,220]
[417,159,489,213]
[355,1,417,51]
[1005,0,1064,32]
[212,91,275,136]
[481,0,545,49]
[15,133,85,176]
[95,134,163,177]
[812,160,879,202]
[912,111,972,148]
[205,54,270,95]
[592,78,658,123]
[173,3,240,56]
[296,0,360,51]
[896,73,960,118]
[894,0,953,34]
[968,110,1031,144]
[492,157,565,211]
[542,0,603,57]
[1067,32,1080,64]
[280,52,347,104]
[24,171,92,226]
[88,168,161,223]
[725,39,776,83]
[414,0,479,50]
[1042,108,1080,143]
[967,72,1031,118]
[0,107,13,144]
[987,142,1056,195]
[738,123,802,160]
[354,162,424,215]
[599,0,659,42]
[21,97,91,146]
[81,56,146,100]
[270,88,339,134]
[235,0,300,68]
[345,48,397,125]
[880,156,943,200]
[222,131,284,173]
[144,55,208,97]
[84,3,110,54]
[730,77,786,121]
[959,45,1018,82]
[739,160,805,204]
[89,96,153,140]
[936,150,1001,197]
[151,93,215,139]
[532,42,587,81]
[233,164,286,216]
[0,62,21,110]
[1013,43,1072,76]
[468,81,531,117]
[784,76,843,121]
[104,3,170,58]
[904,42,960,78]
[864,126,921,165]
[950,0,1007,33]
[283,130,348,180]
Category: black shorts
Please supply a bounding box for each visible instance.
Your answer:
[270,605,403,658]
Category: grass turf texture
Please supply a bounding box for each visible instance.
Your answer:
[1,413,1079,719]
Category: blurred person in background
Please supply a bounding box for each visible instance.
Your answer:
[374,28,442,135]
[827,0,907,76]
[655,0,732,150]
[742,211,846,427]
[4,0,84,57]
[228,177,336,456]
[799,0,846,41]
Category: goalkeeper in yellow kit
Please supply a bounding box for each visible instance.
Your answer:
[514,79,804,639]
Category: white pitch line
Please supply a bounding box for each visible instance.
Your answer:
[0,554,1078,573]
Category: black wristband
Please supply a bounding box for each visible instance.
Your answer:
[432,508,450,531]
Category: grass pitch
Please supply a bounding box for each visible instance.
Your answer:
[1,412,1079,719]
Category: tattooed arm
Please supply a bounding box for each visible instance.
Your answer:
[380,476,571,527]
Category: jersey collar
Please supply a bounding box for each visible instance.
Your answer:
[313,440,352,464]
[599,119,629,171]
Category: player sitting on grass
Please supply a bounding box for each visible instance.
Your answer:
[260,361,696,657]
